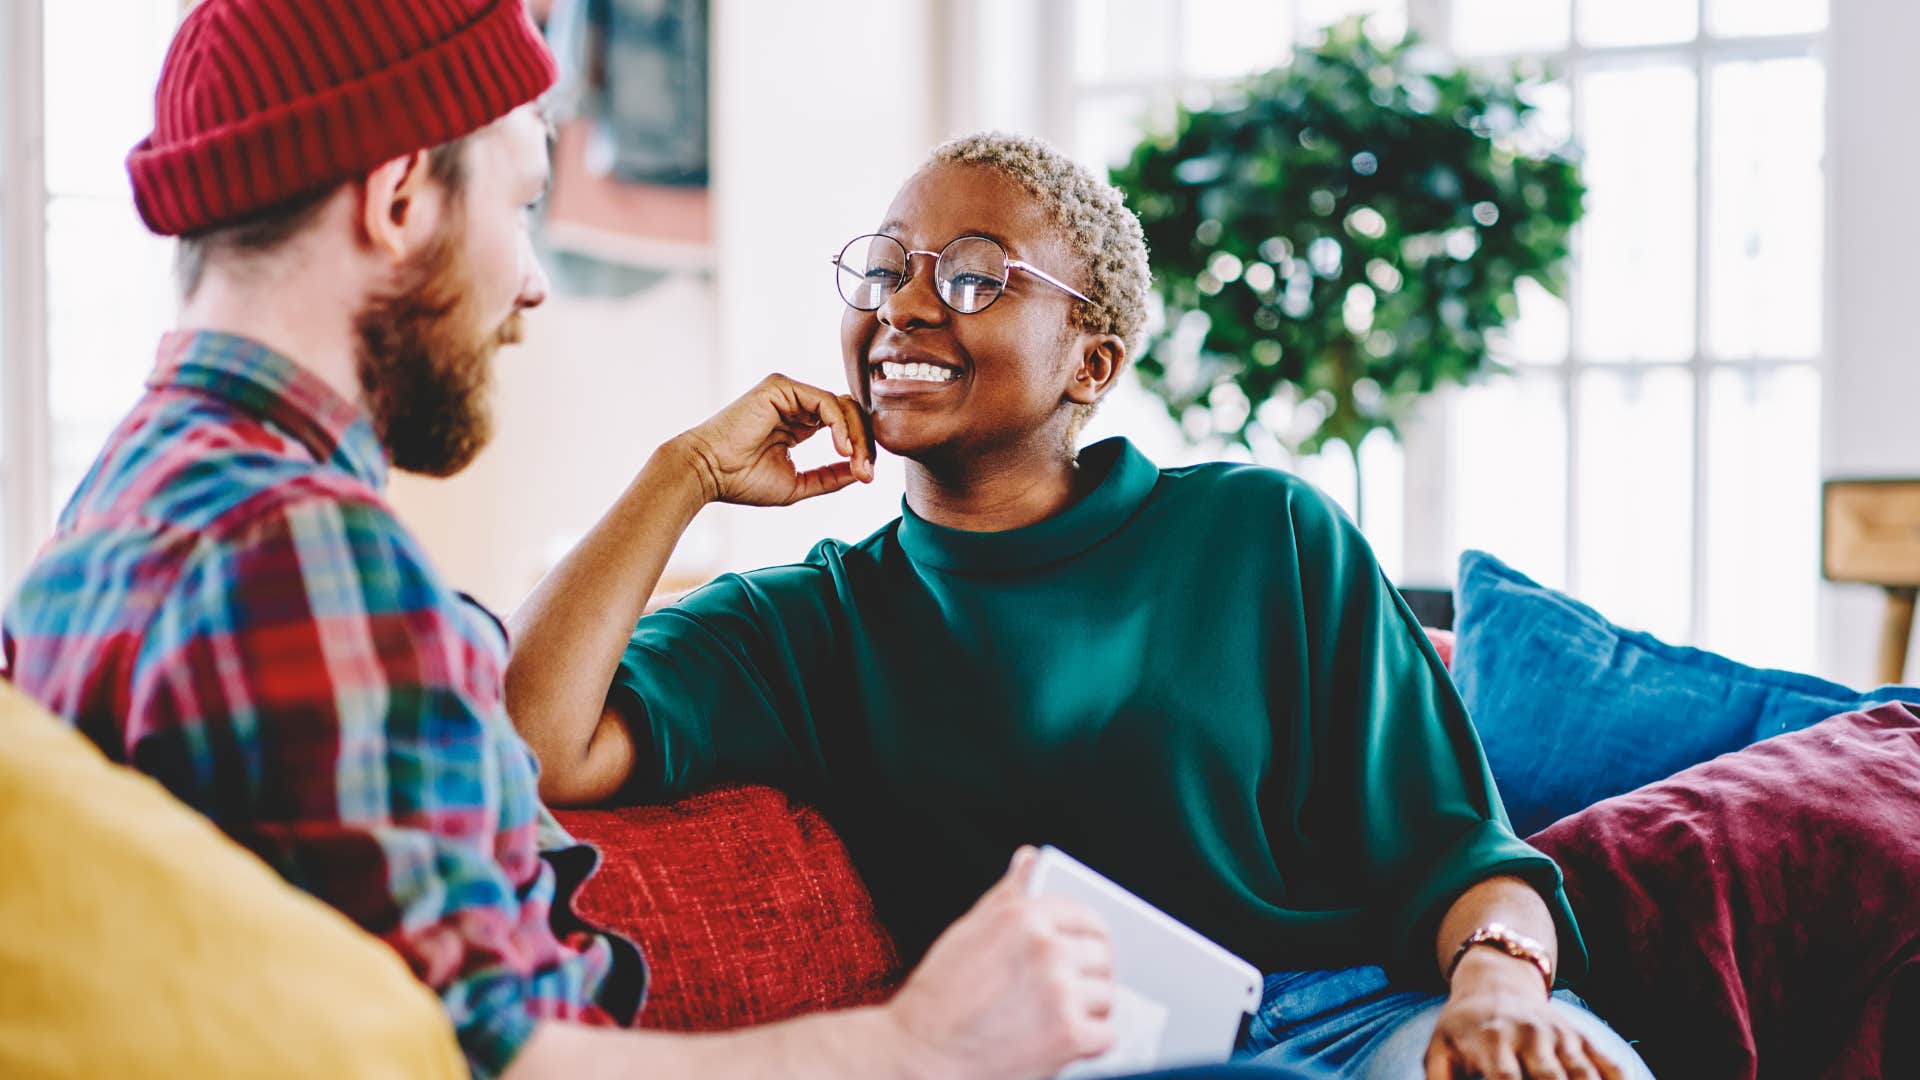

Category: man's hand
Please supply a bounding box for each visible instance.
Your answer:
[883,847,1117,1080]
[671,374,875,507]
[1425,950,1626,1080]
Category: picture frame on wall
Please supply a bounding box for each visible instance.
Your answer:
[530,0,712,275]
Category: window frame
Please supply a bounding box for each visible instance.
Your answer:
[1,0,52,597]
[1039,0,1831,656]
[1440,0,1829,649]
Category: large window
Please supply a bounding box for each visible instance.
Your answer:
[1060,0,1828,670]
[1,7,12,591]
[0,0,36,598]
[42,1,178,514]
[0,1,177,598]
[1444,0,1827,669]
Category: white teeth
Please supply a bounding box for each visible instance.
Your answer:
[879,361,957,384]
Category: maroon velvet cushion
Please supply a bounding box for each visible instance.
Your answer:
[1529,703,1920,1079]
[556,786,902,1031]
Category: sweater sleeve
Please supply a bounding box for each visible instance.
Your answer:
[1282,481,1588,986]
[606,546,847,802]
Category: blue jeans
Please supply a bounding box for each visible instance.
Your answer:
[1234,967,1654,1078]
[1121,1060,1313,1068]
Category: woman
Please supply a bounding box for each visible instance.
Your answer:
[506,133,1650,1080]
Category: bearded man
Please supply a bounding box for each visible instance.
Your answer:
[0,3,1190,1079]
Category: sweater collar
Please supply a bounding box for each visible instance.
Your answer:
[896,438,1161,575]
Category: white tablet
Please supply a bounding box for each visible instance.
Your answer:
[1026,846,1264,1079]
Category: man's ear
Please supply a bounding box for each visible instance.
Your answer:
[358,149,436,261]
[1065,334,1129,407]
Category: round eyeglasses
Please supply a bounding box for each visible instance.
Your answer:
[831,233,1091,315]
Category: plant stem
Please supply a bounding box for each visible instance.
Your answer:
[1348,437,1365,532]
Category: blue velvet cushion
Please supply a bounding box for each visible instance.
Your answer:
[1451,549,1920,837]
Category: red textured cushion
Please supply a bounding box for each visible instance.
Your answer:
[556,786,902,1031]
[1425,627,1456,669]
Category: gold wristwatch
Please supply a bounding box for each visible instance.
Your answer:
[1446,922,1554,994]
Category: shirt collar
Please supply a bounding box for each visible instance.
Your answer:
[149,330,389,491]
[895,437,1163,575]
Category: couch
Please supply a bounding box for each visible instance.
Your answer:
[554,621,1920,1078]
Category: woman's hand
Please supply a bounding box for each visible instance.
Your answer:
[1425,950,1625,1080]
[671,373,875,507]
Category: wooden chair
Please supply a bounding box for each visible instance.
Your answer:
[1823,479,1920,685]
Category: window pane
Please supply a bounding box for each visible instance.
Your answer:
[1575,369,1694,642]
[1287,433,1405,580]
[1511,75,1573,158]
[1451,0,1571,55]
[43,0,176,198]
[1359,429,1404,581]
[1297,0,1406,42]
[1702,366,1820,672]
[1707,58,1824,360]
[1076,93,1165,173]
[1576,64,1697,362]
[1707,0,1828,37]
[1489,276,1570,365]
[0,166,7,597]
[0,0,12,591]
[1184,0,1292,79]
[1452,374,1569,590]
[977,0,1052,132]
[1578,0,1698,47]
[46,196,174,512]
[1076,0,1179,83]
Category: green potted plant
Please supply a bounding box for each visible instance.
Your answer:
[1110,18,1584,522]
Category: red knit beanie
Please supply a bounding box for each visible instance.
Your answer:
[127,0,558,237]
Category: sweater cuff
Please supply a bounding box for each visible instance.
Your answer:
[1388,819,1589,989]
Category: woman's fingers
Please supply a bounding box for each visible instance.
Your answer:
[841,393,877,476]
[1516,1027,1570,1080]
[768,378,873,482]
[788,460,861,501]
[1571,1035,1627,1080]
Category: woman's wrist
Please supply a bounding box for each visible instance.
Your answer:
[1447,940,1554,999]
[647,434,725,512]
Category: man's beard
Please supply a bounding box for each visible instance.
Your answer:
[353,225,524,477]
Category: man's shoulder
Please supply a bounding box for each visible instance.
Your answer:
[16,388,431,649]
[0,403,440,729]
[66,388,385,538]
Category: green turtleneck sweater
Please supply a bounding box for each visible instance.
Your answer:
[609,437,1585,984]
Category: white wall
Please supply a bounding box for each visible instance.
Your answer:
[389,0,942,613]
[1820,0,1920,685]
[700,0,940,571]
[388,276,722,613]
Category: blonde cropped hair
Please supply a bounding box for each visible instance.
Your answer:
[926,132,1151,350]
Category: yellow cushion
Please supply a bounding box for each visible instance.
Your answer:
[0,681,465,1080]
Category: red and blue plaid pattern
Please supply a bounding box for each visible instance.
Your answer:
[3,330,640,1077]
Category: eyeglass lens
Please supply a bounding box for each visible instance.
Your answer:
[834,234,1010,314]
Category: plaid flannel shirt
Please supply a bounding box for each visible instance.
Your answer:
[2,330,643,1077]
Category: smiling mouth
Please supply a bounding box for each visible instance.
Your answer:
[874,361,961,385]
